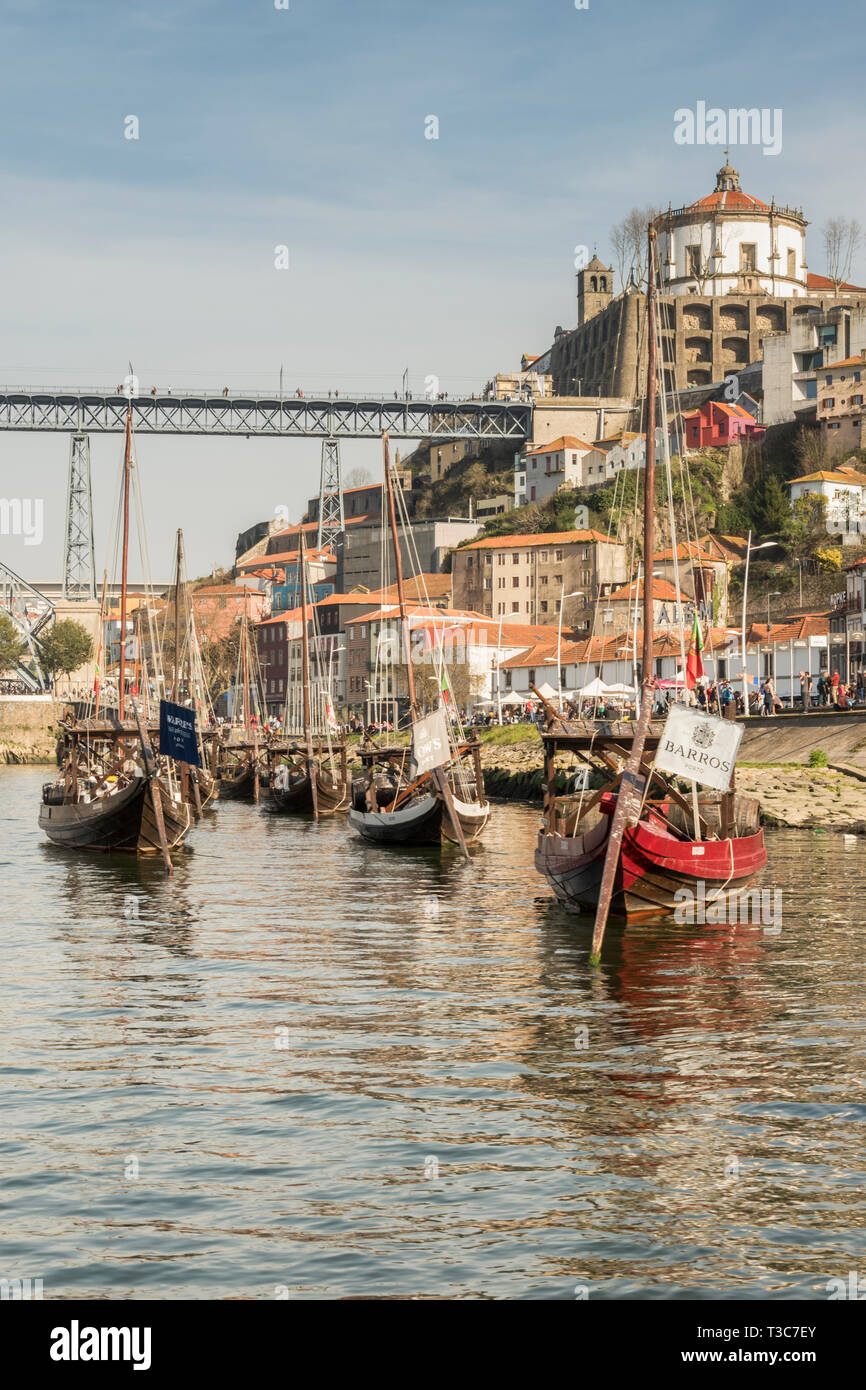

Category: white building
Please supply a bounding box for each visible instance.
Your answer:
[786,466,866,538]
[658,159,808,299]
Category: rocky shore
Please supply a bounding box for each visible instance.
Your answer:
[474,731,866,835]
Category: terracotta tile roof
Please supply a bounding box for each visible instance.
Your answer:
[255,607,305,628]
[194,585,259,597]
[524,435,594,456]
[654,542,724,565]
[607,578,686,603]
[313,592,381,606]
[823,356,866,369]
[688,189,770,212]
[790,470,866,486]
[746,613,831,644]
[461,529,613,550]
[806,272,866,293]
[375,574,452,601]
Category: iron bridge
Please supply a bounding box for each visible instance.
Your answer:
[0,390,532,441]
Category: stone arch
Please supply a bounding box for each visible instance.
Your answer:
[687,368,711,386]
[685,336,711,363]
[757,304,785,333]
[590,276,597,292]
[721,337,748,365]
[683,304,712,332]
[719,303,748,332]
[599,276,607,292]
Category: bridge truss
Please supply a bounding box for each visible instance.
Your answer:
[0,392,532,441]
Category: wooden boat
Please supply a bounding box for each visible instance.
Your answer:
[533,223,767,951]
[348,740,489,848]
[533,730,765,921]
[38,410,194,871]
[346,433,490,854]
[40,724,191,856]
[267,531,349,817]
[214,590,268,803]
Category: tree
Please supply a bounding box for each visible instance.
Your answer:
[346,467,372,488]
[609,206,661,290]
[823,217,863,292]
[0,612,25,675]
[199,623,242,705]
[753,475,791,535]
[38,620,93,682]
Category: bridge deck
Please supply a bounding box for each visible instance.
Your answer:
[0,391,532,440]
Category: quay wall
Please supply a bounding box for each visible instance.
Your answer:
[0,696,63,764]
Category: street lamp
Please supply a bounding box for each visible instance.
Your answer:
[558,588,584,693]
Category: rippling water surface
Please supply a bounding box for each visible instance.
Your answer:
[1,765,864,1299]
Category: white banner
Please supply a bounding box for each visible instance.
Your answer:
[409,708,451,778]
[654,706,743,792]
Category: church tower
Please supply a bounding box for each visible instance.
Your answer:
[577,253,613,325]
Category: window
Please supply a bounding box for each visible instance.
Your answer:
[483,577,491,589]
[555,599,562,612]
[541,575,549,585]
[512,553,519,564]
[497,603,504,615]
[740,243,757,272]
[511,602,519,613]
[485,553,492,564]
[825,398,836,409]
[498,553,506,564]
[539,550,548,562]
[787,248,796,277]
[540,601,548,614]
[685,245,701,277]
[530,486,536,500]
[497,576,505,589]
[826,375,833,385]
[527,669,536,685]
[555,550,563,561]
[854,396,864,406]
[512,576,519,588]
[505,671,512,689]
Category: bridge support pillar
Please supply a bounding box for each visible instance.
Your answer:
[316,435,345,554]
[63,432,96,600]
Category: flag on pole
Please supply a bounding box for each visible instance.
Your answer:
[685,613,704,690]
[439,668,451,706]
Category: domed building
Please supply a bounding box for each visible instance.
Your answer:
[550,163,865,398]
[657,158,808,299]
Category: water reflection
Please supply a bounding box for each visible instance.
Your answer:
[1,766,864,1299]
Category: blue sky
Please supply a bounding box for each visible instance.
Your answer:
[1,0,863,580]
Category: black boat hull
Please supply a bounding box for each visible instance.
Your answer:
[39,775,192,855]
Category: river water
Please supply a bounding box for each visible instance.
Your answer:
[1,764,864,1300]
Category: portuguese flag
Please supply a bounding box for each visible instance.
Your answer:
[685,613,704,690]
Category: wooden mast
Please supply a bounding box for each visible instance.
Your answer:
[382,431,468,858]
[299,529,318,819]
[589,221,658,964]
[173,528,182,702]
[118,407,132,715]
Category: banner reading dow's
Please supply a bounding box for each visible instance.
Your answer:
[159,700,201,767]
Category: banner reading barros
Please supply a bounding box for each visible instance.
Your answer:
[409,708,451,779]
[653,705,742,792]
[158,700,201,767]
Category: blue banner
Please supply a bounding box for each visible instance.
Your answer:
[159,700,201,767]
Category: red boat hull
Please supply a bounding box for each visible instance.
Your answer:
[535,811,767,923]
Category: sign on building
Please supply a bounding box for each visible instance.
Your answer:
[654,706,743,792]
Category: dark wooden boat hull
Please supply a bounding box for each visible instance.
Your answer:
[271,769,349,815]
[217,761,258,801]
[348,792,490,847]
[39,775,192,855]
[535,811,767,923]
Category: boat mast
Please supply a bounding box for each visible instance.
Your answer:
[382,430,469,858]
[299,528,318,818]
[642,231,657,690]
[173,528,183,702]
[382,431,418,721]
[118,407,132,714]
[589,221,659,963]
[241,587,250,730]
